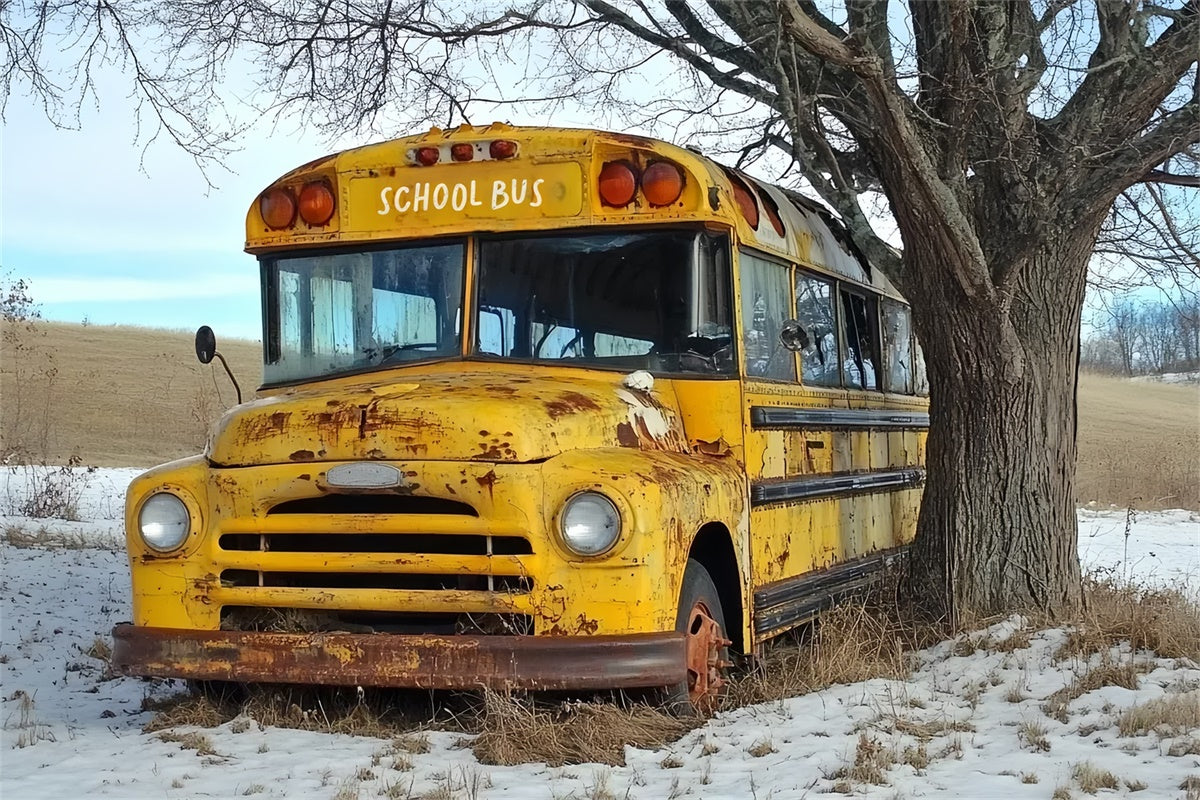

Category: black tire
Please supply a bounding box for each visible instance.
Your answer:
[661,558,730,716]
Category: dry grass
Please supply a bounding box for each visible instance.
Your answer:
[1076,372,1199,509]
[1117,690,1200,737]
[1018,720,1051,752]
[1071,761,1119,794]
[729,583,944,706]
[832,734,896,787]
[157,730,218,756]
[144,684,461,741]
[471,690,689,767]
[1042,660,1146,723]
[1059,575,1200,662]
[0,319,260,466]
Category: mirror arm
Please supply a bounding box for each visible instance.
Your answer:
[213,352,243,405]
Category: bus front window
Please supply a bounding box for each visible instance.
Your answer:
[263,242,464,384]
[474,231,734,375]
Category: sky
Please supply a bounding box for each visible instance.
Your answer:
[1,67,342,341]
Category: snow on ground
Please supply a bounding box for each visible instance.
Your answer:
[2,467,1198,799]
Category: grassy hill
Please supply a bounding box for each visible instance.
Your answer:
[1076,372,1198,510]
[2,321,1196,509]
[1,320,261,468]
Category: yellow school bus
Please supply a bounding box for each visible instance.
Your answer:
[112,124,928,713]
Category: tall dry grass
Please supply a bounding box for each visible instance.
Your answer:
[0,320,260,466]
[1075,371,1199,510]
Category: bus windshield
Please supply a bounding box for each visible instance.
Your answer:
[263,242,465,385]
[475,230,734,374]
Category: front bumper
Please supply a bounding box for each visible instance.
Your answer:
[112,624,686,690]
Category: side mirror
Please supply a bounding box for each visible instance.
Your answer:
[195,325,217,364]
[194,325,242,404]
[779,319,810,352]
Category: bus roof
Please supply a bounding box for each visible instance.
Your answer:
[246,124,901,300]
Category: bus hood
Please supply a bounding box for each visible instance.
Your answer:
[206,369,690,467]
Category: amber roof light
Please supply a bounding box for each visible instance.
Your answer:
[598,161,638,207]
[298,181,336,226]
[642,161,685,206]
[260,188,296,229]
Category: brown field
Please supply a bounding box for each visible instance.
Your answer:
[1,320,261,467]
[1076,372,1199,510]
[2,322,1196,509]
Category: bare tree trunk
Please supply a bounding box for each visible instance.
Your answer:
[906,234,1092,622]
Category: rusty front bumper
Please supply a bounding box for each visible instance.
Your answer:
[111,624,686,690]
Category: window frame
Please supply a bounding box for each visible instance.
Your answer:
[259,237,469,389]
[792,267,845,389]
[736,246,798,383]
[470,226,739,379]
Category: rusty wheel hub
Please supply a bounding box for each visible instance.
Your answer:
[684,600,733,713]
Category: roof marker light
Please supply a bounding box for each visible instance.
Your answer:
[416,147,440,166]
[260,188,296,229]
[598,161,638,207]
[298,181,336,226]
[642,161,685,206]
[489,140,517,159]
[451,143,474,162]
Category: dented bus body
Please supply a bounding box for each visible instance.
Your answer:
[112,125,928,712]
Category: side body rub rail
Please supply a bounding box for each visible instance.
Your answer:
[750,467,925,506]
[753,547,908,638]
[750,406,930,430]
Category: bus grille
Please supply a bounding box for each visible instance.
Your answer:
[212,492,535,634]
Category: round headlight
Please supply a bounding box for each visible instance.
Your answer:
[138,493,191,552]
[559,492,621,556]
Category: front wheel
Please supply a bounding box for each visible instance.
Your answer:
[663,559,732,716]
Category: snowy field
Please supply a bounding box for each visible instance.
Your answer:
[1,467,1198,799]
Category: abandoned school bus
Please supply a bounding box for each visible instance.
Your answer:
[112,125,929,712]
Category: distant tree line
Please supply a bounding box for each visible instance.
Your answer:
[1081,297,1200,376]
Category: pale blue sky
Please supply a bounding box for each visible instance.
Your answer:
[1,65,356,341]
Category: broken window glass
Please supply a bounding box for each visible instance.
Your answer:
[475,231,734,375]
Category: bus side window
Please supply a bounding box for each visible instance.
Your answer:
[913,334,930,396]
[839,290,880,390]
[881,301,913,394]
[739,251,795,381]
[794,272,841,387]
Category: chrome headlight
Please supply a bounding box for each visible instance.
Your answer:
[138,493,191,552]
[559,492,621,556]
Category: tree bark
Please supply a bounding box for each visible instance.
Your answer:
[904,227,1098,623]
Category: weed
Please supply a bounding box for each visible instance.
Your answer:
[157,731,217,756]
[832,734,895,786]
[471,691,688,767]
[730,579,947,707]
[1020,772,1039,784]
[1071,762,1118,794]
[747,738,776,757]
[1059,574,1200,662]
[1117,689,1200,736]
[1018,720,1051,752]
[1043,659,1145,722]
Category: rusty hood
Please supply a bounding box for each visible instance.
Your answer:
[206,367,690,467]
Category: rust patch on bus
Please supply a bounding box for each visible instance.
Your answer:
[544,391,601,418]
[290,449,315,461]
[606,133,657,149]
[616,422,639,448]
